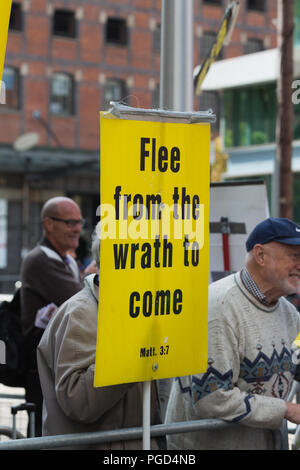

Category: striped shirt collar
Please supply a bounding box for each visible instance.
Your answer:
[240,267,270,306]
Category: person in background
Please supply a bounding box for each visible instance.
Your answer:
[20,196,85,435]
[68,235,96,274]
[287,291,300,312]
[166,217,300,450]
[37,231,164,450]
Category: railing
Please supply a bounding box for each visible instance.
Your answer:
[0,382,298,450]
[0,393,25,400]
[0,419,286,450]
[0,390,28,440]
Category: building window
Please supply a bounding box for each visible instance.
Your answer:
[50,73,74,116]
[293,174,300,225]
[224,84,276,148]
[200,31,223,61]
[295,0,300,47]
[53,9,76,38]
[247,0,265,12]
[198,91,220,131]
[152,83,160,109]
[224,82,300,147]
[244,38,264,55]
[153,24,161,53]
[1,67,20,110]
[203,0,222,5]
[105,18,128,46]
[103,78,128,109]
[9,2,22,31]
[293,93,300,141]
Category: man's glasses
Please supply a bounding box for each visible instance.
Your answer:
[49,217,85,228]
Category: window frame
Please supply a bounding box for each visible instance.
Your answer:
[0,66,21,111]
[105,17,128,46]
[202,0,222,5]
[52,9,76,39]
[200,30,224,61]
[153,23,161,54]
[198,90,220,131]
[102,78,128,109]
[49,72,75,117]
[246,0,266,13]
[243,38,264,55]
[224,84,276,148]
[9,2,23,32]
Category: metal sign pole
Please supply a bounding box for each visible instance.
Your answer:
[160,0,194,112]
[107,102,214,453]
[158,0,194,428]
[143,381,151,450]
[111,2,201,449]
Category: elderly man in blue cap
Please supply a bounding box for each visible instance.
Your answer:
[166,217,300,450]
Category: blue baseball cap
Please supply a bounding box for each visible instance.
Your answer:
[246,217,300,252]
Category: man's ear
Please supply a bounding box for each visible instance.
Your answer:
[252,244,265,266]
[43,217,53,233]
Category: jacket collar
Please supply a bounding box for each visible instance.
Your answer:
[84,273,99,303]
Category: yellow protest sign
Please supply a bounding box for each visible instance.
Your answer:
[94,112,210,386]
[0,1,12,89]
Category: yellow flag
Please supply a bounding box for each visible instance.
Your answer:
[0,1,12,91]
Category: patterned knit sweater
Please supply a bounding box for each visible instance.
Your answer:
[165,271,300,450]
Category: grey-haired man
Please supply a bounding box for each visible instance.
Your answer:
[166,217,300,450]
[20,196,85,435]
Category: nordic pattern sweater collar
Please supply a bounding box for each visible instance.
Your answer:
[240,267,269,306]
[234,271,279,313]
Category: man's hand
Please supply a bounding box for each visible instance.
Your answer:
[285,402,300,424]
[83,261,98,275]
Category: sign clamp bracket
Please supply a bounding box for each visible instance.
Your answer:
[107,101,216,124]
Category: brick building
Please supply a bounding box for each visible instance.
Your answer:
[0,0,277,292]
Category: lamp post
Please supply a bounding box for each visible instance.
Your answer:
[13,132,39,258]
[273,0,294,218]
[157,0,194,429]
[160,0,194,112]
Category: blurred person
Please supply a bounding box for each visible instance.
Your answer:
[37,232,164,450]
[287,290,300,312]
[68,235,97,274]
[20,196,85,435]
[166,218,300,450]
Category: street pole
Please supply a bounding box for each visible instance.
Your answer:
[273,0,294,218]
[158,0,194,421]
[160,0,194,112]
